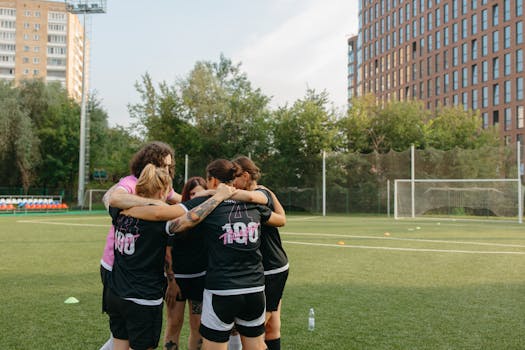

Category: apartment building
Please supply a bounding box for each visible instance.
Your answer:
[348,0,525,145]
[0,0,86,100]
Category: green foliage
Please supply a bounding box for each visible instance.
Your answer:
[0,80,40,190]
[344,95,499,154]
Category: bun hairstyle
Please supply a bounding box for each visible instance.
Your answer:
[232,156,261,182]
[206,159,242,184]
[181,176,207,202]
[136,164,172,199]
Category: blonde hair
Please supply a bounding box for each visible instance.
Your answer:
[136,163,172,199]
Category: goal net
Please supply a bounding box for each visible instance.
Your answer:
[82,189,108,211]
[394,179,522,222]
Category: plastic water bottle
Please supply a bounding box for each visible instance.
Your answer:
[308,308,315,331]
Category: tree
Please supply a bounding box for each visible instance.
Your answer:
[426,106,499,150]
[267,89,339,189]
[0,81,40,191]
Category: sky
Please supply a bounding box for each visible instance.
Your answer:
[87,1,359,127]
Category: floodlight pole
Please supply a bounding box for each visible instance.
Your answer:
[77,13,87,207]
[65,1,106,207]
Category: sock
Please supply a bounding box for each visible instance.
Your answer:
[228,333,242,350]
[99,335,113,350]
[265,338,281,350]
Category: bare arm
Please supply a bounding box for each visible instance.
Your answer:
[109,187,168,209]
[258,185,285,216]
[266,212,286,227]
[203,188,268,204]
[167,192,182,204]
[102,183,119,210]
[166,184,236,234]
[122,202,187,221]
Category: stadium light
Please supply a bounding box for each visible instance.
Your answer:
[64,1,107,207]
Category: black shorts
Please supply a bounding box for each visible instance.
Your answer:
[100,265,111,313]
[175,275,205,302]
[200,289,266,343]
[265,269,289,311]
[105,287,163,350]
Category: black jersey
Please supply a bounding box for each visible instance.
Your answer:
[109,207,171,305]
[168,227,207,277]
[182,197,272,294]
[256,188,289,274]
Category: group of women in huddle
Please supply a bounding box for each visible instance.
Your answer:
[99,141,289,350]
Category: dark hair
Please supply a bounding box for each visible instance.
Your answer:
[135,164,172,199]
[232,156,261,182]
[181,176,207,202]
[206,159,241,184]
[130,141,175,178]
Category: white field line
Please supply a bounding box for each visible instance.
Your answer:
[286,216,320,221]
[282,231,525,248]
[283,241,525,255]
[16,220,107,227]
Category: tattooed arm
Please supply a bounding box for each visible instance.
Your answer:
[166,183,236,234]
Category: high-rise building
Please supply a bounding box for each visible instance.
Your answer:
[349,0,525,145]
[0,0,86,100]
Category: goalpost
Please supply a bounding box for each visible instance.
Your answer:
[394,179,522,222]
[83,189,108,211]
[394,143,523,223]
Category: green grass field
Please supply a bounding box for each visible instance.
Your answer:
[0,213,524,349]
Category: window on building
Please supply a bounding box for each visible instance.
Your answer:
[492,31,499,52]
[462,91,469,110]
[504,26,511,48]
[505,108,512,131]
[482,35,488,56]
[472,89,478,109]
[453,46,459,66]
[481,9,488,30]
[444,27,449,45]
[453,23,459,42]
[493,57,500,79]
[518,77,524,100]
[453,70,459,90]
[482,60,489,81]
[492,4,499,26]
[504,0,511,21]
[462,19,468,39]
[471,39,478,60]
[483,86,489,107]
[504,53,511,76]
[517,106,524,129]
[518,0,523,17]
[444,3,449,23]
[517,22,524,44]
[517,49,524,73]
[472,64,478,84]
[482,112,489,129]
[444,73,450,92]
[471,14,477,34]
[493,84,500,105]
[452,0,458,18]
[505,80,512,103]
[462,43,468,63]
[462,67,468,88]
[493,110,499,126]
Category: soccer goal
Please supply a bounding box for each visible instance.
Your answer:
[83,189,108,211]
[394,179,523,223]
